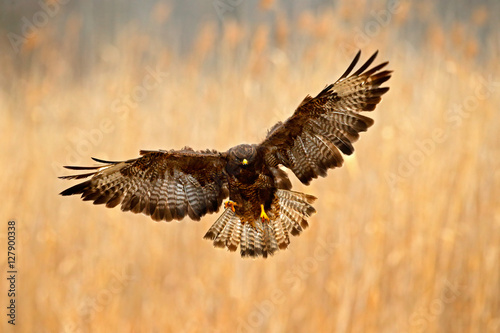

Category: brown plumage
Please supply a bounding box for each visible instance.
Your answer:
[60,51,392,258]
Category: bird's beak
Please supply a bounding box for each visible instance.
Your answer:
[242,159,248,165]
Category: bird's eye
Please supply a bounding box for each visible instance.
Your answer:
[242,159,248,165]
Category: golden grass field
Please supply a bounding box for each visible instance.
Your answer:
[1,1,499,332]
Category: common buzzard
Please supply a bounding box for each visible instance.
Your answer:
[60,51,391,258]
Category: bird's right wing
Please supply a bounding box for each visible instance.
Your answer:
[259,51,392,184]
[59,148,229,222]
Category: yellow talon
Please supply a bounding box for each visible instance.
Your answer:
[260,204,269,222]
[224,200,238,212]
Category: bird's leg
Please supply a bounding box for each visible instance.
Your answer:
[247,204,269,233]
[247,205,269,233]
[260,204,270,223]
[224,200,238,212]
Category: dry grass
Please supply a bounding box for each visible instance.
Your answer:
[1,2,499,332]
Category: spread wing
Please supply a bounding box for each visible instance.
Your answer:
[259,50,392,184]
[59,148,229,221]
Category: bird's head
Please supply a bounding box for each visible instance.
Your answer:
[226,144,259,178]
[228,144,257,165]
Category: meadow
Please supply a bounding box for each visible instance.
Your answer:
[1,1,499,332]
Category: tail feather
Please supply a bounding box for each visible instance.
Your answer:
[214,216,236,248]
[253,228,264,258]
[227,221,242,251]
[280,211,303,236]
[239,224,250,256]
[242,223,257,258]
[220,214,241,250]
[271,215,290,250]
[203,209,234,242]
[264,223,279,255]
[281,208,306,232]
[204,189,317,258]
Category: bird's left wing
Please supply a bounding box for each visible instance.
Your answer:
[259,51,392,184]
[59,148,229,221]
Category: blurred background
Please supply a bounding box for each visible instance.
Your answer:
[1,0,499,332]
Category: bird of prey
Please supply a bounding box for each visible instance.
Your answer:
[60,51,391,258]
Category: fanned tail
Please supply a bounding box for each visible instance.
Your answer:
[203,189,317,258]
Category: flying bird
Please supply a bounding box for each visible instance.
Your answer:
[60,51,392,258]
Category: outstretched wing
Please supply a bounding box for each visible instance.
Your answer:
[259,50,392,184]
[59,148,229,222]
